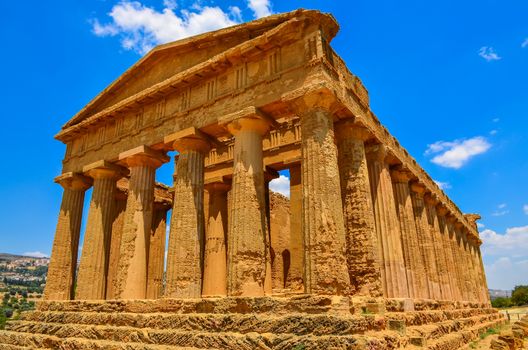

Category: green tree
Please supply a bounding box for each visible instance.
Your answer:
[511,285,528,306]
[491,297,512,308]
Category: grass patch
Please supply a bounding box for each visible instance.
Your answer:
[479,327,500,340]
[292,344,306,350]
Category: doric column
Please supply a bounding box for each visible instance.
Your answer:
[391,169,427,299]
[437,206,458,302]
[474,243,490,304]
[76,161,125,300]
[335,121,382,297]
[454,223,472,301]
[146,202,170,299]
[264,171,277,295]
[298,104,349,296]
[286,163,303,292]
[106,185,127,299]
[446,216,464,301]
[164,129,210,298]
[424,195,453,301]
[224,111,270,296]
[202,181,230,297]
[468,237,486,303]
[44,173,91,300]
[114,146,168,300]
[460,231,478,302]
[366,144,409,298]
[410,183,436,299]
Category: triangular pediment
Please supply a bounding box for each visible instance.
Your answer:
[63,9,338,130]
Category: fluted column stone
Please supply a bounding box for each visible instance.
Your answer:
[226,115,270,296]
[425,195,453,301]
[335,122,382,297]
[391,169,427,299]
[114,146,168,300]
[446,216,464,301]
[202,182,229,297]
[286,163,303,292]
[77,162,125,300]
[454,224,472,301]
[410,183,436,299]
[299,106,350,296]
[147,204,169,299]
[437,206,458,302]
[106,188,127,299]
[366,144,409,298]
[44,173,91,300]
[165,132,210,298]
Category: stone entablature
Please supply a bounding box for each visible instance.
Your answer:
[44,9,488,306]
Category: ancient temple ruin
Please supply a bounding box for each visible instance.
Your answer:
[0,9,504,349]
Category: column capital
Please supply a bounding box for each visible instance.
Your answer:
[334,120,371,142]
[220,107,275,136]
[365,143,388,162]
[424,193,438,205]
[390,167,414,183]
[436,205,449,217]
[283,85,341,115]
[54,172,92,191]
[410,182,426,197]
[118,145,169,169]
[164,127,212,154]
[82,160,128,180]
[204,176,231,193]
[446,215,457,225]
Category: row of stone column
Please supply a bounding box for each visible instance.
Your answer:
[45,102,489,303]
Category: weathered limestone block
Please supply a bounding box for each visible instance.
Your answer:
[366,144,408,298]
[336,121,382,297]
[114,146,168,300]
[391,168,427,299]
[298,100,350,295]
[77,161,125,300]
[147,204,169,299]
[165,131,210,298]
[425,194,453,301]
[410,183,436,300]
[286,163,303,292]
[225,114,270,296]
[44,173,91,300]
[202,182,230,297]
[454,224,473,302]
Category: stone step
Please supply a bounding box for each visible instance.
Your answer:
[2,321,397,350]
[36,296,353,316]
[406,312,503,341]
[424,318,506,350]
[15,311,385,336]
[385,307,498,326]
[0,330,205,350]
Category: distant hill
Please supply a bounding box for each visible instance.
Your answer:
[0,253,48,262]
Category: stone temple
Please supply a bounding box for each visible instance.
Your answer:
[0,9,504,350]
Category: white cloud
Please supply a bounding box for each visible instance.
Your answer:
[425,136,491,169]
[523,204,528,215]
[522,38,528,48]
[480,225,528,256]
[492,203,509,217]
[477,222,485,228]
[489,129,498,135]
[492,118,500,123]
[434,180,451,190]
[22,251,49,258]
[269,175,290,198]
[478,46,501,61]
[247,0,272,18]
[91,1,255,54]
[485,257,528,290]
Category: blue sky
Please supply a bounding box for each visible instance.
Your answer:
[0,0,526,290]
